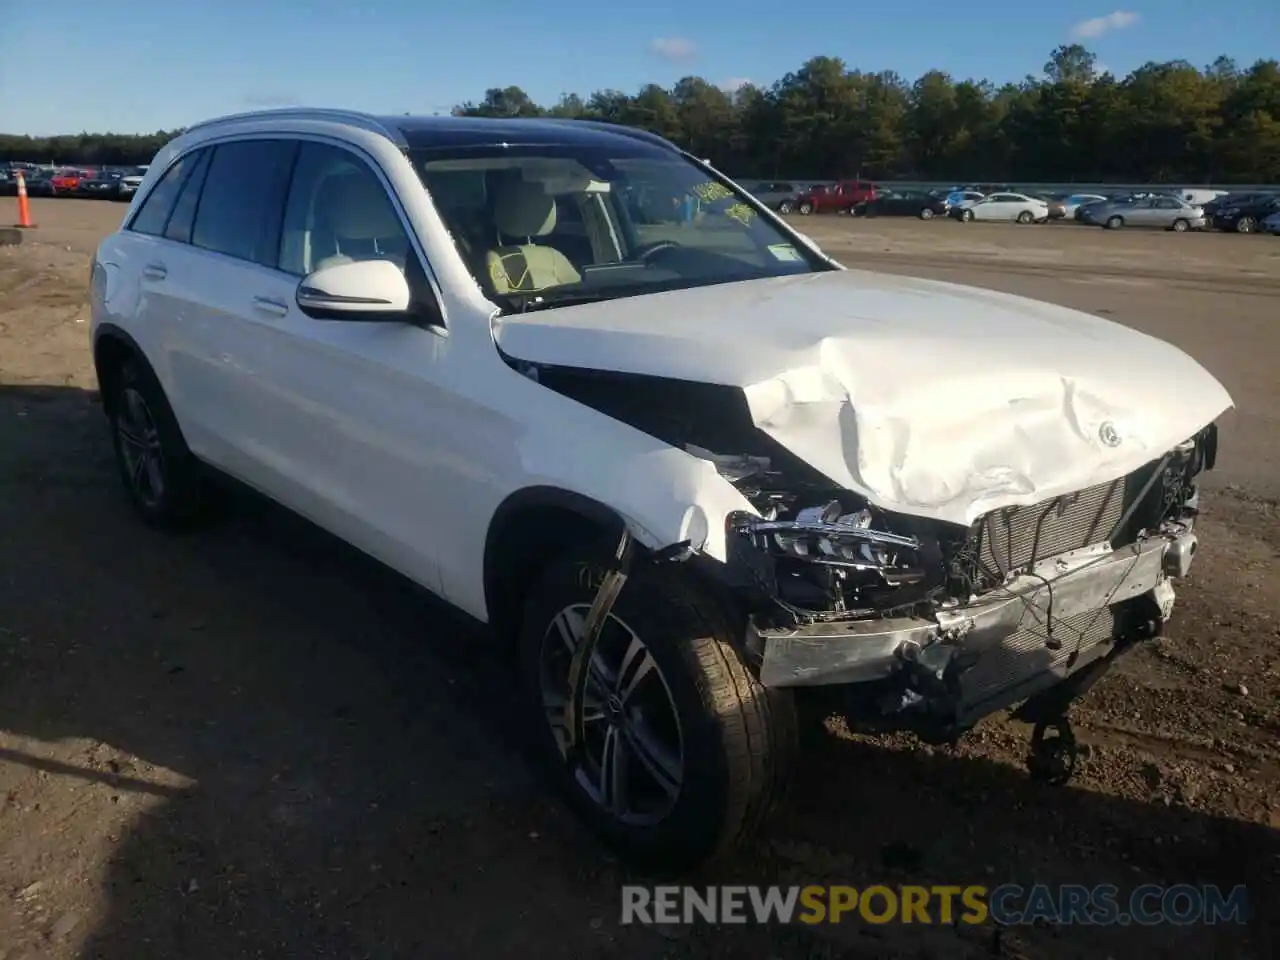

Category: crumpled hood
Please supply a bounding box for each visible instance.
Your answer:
[494,269,1233,526]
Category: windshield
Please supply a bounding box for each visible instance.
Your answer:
[410,143,830,312]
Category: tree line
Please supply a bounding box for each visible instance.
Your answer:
[4,46,1278,182]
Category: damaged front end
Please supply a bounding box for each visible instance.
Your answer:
[518,361,1220,766]
[716,426,1217,750]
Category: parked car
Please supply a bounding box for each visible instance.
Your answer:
[27,171,58,197]
[1212,193,1279,234]
[747,180,803,214]
[1083,196,1207,232]
[794,179,877,215]
[952,192,1049,223]
[1074,195,1125,221]
[857,188,948,219]
[81,170,127,199]
[944,190,985,211]
[115,166,149,201]
[50,169,91,195]
[90,109,1232,871]
[1058,193,1108,219]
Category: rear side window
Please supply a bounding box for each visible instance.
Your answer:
[191,139,298,267]
[130,154,198,236]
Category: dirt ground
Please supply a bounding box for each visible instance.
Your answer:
[1,199,1277,960]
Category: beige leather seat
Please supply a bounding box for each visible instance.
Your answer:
[312,172,407,273]
[485,179,581,294]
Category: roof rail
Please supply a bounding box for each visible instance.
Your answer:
[536,118,682,154]
[181,108,406,147]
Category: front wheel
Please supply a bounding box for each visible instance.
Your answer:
[1236,216,1257,234]
[1171,218,1190,233]
[517,545,797,871]
[961,209,974,222]
[1106,215,1124,230]
[777,200,794,214]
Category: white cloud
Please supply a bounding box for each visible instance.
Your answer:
[720,77,752,93]
[649,37,698,62]
[1069,10,1140,40]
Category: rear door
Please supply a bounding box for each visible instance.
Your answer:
[154,138,301,473]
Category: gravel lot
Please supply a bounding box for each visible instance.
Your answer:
[1,200,1277,960]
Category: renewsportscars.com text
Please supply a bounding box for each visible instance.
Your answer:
[621,883,1250,927]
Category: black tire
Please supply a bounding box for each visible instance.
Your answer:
[517,543,797,872]
[1016,210,1034,224]
[777,200,794,214]
[104,354,209,528]
[797,201,813,215]
[919,207,935,220]
[1172,218,1190,233]
[961,209,974,222]
[1236,216,1257,234]
[1106,215,1124,230]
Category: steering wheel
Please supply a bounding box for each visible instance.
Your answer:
[634,240,681,262]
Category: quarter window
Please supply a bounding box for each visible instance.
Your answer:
[130,154,197,236]
[163,149,212,243]
[191,139,298,267]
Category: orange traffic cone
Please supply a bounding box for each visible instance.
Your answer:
[14,171,35,229]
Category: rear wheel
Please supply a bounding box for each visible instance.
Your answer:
[777,200,794,214]
[797,201,813,215]
[104,354,209,528]
[1016,210,1034,224]
[919,207,935,220]
[961,209,974,222]
[517,543,797,871]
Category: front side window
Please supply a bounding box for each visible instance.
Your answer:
[279,142,412,277]
[413,142,829,311]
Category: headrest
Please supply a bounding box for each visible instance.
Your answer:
[323,173,403,240]
[493,178,557,238]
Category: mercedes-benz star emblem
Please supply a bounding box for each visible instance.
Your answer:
[1098,422,1122,447]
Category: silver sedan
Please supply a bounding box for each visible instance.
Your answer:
[1084,196,1207,232]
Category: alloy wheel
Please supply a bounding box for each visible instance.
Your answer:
[115,386,166,508]
[538,604,684,826]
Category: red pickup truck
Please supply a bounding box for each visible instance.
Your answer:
[795,180,878,215]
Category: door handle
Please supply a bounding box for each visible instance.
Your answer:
[142,262,167,280]
[252,296,290,318]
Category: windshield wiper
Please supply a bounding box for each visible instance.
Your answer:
[516,290,619,313]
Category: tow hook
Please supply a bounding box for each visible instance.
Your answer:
[1026,718,1079,785]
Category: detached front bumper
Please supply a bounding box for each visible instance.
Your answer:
[751,528,1197,727]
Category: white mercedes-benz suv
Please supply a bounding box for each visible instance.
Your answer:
[90,108,1232,870]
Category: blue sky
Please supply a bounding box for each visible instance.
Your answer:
[1,0,1276,135]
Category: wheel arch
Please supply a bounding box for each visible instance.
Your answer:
[482,486,632,641]
[92,323,150,418]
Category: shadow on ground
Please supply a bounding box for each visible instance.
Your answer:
[0,384,1274,960]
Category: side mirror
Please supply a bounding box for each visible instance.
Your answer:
[296,259,411,322]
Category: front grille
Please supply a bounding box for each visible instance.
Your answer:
[959,605,1118,707]
[968,476,1130,587]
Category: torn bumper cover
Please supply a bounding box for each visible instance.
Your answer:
[748,526,1196,728]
